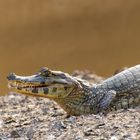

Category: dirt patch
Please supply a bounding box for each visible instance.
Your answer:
[0,71,140,140]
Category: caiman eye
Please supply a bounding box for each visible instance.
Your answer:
[40,67,52,77]
[60,73,66,79]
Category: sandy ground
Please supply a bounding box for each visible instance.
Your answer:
[0,71,140,140]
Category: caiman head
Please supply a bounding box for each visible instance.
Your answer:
[7,67,94,115]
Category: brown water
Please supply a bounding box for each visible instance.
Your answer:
[1,0,140,95]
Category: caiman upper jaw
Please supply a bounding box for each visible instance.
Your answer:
[7,73,16,81]
[7,72,47,84]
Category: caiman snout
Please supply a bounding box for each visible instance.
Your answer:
[7,73,16,80]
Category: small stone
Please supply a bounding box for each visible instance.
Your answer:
[47,134,55,140]
[84,128,99,137]
[52,121,66,131]
[95,123,105,129]
[27,127,34,140]
[112,114,116,117]
[4,117,15,124]
[42,107,49,115]
[74,136,83,140]
[10,130,21,138]
[109,136,118,140]
[67,116,76,124]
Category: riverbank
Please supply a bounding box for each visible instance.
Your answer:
[0,71,140,140]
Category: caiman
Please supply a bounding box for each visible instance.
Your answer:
[7,65,140,116]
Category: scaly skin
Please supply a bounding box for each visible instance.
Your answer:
[7,65,140,115]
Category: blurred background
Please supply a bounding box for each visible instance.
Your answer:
[1,0,140,95]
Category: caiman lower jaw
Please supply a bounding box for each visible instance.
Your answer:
[8,81,51,98]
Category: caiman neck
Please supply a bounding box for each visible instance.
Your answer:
[54,79,98,116]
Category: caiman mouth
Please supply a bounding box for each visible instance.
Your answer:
[7,80,52,95]
[8,81,48,89]
[7,72,51,93]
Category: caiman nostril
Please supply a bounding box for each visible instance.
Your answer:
[7,73,16,80]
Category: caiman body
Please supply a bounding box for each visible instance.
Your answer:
[7,65,140,115]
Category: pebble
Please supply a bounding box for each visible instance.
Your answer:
[10,130,21,138]
[41,107,49,115]
[26,127,34,139]
[52,121,67,131]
